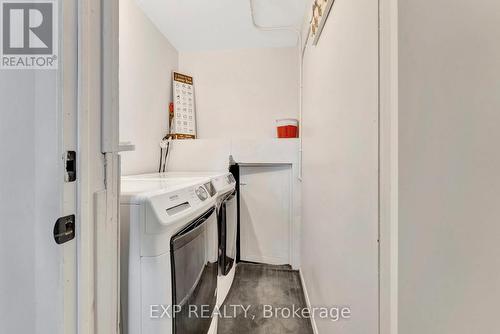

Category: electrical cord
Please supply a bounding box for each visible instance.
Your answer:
[160,101,175,173]
[159,134,170,173]
[162,141,169,172]
[158,147,164,173]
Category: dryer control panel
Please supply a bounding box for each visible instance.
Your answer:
[163,182,214,217]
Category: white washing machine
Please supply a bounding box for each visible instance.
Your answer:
[120,177,219,334]
[123,171,237,307]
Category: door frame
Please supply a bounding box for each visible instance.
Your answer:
[378,0,399,333]
[77,0,120,333]
[61,0,79,332]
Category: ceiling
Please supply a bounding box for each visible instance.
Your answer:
[137,0,309,52]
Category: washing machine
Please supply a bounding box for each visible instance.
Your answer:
[120,177,219,334]
[123,171,237,306]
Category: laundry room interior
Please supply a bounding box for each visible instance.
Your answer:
[118,0,378,333]
[4,0,500,332]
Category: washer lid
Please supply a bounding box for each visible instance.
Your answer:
[120,177,209,204]
[123,171,236,195]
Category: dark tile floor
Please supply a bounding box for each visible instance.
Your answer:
[217,263,314,334]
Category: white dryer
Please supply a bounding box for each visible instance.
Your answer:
[120,177,219,334]
[123,171,237,306]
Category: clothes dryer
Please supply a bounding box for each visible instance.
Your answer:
[120,177,218,334]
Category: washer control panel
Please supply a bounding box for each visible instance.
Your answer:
[195,186,209,201]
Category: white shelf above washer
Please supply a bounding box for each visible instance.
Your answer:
[119,141,136,152]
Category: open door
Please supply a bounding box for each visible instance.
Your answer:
[0,0,78,332]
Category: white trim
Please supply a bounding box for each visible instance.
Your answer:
[77,0,120,333]
[95,153,121,334]
[101,0,120,154]
[299,270,319,334]
[288,165,294,267]
[96,0,121,331]
[61,0,79,332]
[379,0,398,333]
[242,255,291,266]
[77,0,95,331]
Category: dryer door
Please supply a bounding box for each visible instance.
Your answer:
[220,191,237,276]
[171,207,218,334]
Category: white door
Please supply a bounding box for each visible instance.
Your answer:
[240,165,292,265]
[0,0,78,333]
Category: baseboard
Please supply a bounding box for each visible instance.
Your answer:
[299,269,319,334]
[241,255,289,266]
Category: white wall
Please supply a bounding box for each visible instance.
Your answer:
[300,0,379,332]
[398,1,500,333]
[119,0,178,175]
[179,48,298,139]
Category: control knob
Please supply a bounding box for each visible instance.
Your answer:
[195,186,209,201]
